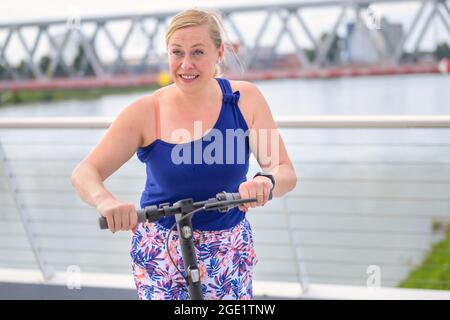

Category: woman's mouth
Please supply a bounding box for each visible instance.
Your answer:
[179,74,200,82]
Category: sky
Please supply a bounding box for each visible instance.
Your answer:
[2,0,286,22]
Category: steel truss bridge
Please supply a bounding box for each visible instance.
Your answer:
[0,0,449,89]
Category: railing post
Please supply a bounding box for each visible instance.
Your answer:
[283,195,310,294]
[0,139,54,281]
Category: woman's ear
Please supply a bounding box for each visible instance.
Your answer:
[218,43,225,61]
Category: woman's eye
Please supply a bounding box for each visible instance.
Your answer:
[193,50,204,56]
[172,50,183,56]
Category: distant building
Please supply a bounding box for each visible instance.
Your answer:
[379,18,403,57]
[343,17,403,64]
[244,46,302,70]
[272,53,302,69]
[248,46,277,69]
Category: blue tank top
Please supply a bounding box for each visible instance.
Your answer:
[136,78,250,231]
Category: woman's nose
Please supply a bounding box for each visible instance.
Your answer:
[181,55,194,69]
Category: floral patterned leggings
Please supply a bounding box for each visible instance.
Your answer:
[130,218,258,300]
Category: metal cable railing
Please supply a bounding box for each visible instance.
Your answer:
[0,116,450,295]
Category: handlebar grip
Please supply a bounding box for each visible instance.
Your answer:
[221,191,272,201]
[98,209,147,230]
[98,217,108,230]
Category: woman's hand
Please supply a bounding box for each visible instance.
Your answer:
[238,176,273,212]
[96,198,138,233]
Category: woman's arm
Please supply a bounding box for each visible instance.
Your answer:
[71,94,156,232]
[234,81,298,209]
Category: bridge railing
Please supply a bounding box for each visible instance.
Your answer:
[1,116,450,298]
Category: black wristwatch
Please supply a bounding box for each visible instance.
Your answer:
[253,172,275,192]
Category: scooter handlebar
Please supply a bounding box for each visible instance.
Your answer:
[98,190,272,230]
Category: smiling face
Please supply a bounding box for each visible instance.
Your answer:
[167,24,224,92]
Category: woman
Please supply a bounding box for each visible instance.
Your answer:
[71,9,297,300]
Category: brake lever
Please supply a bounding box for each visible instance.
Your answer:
[204,197,257,212]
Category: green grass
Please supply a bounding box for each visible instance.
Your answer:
[0,85,158,107]
[398,227,450,290]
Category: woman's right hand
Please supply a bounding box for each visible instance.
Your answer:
[96,198,138,233]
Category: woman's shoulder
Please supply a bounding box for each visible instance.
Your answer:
[229,80,259,94]
[227,80,264,128]
[150,83,176,104]
[128,84,173,113]
[229,80,266,111]
[114,88,167,148]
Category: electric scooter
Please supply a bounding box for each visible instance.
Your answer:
[98,191,271,300]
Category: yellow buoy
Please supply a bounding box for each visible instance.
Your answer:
[157,71,171,87]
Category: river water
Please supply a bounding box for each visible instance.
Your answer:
[1,74,449,117]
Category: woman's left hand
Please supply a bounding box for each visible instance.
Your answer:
[238,176,273,212]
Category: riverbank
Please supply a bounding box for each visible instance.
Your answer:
[0,85,156,107]
[398,227,450,290]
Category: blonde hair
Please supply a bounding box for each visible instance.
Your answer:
[165,9,242,77]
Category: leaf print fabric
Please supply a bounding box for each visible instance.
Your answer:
[130,218,258,300]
